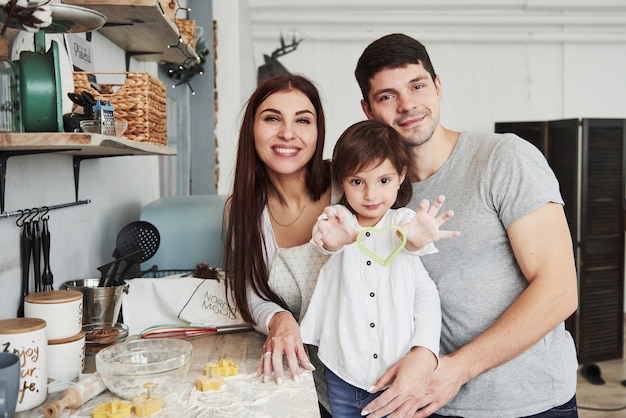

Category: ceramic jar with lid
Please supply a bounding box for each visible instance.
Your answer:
[0,318,47,411]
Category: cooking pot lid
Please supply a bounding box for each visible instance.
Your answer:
[0,4,106,34]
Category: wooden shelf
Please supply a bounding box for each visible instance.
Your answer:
[0,132,177,156]
[61,0,198,63]
[0,132,176,213]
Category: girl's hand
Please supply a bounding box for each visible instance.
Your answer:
[255,311,315,384]
[312,206,358,251]
[403,195,460,251]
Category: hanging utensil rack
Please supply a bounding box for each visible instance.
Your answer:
[0,148,96,215]
[0,199,91,219]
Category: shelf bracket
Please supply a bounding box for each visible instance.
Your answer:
[73,155,118,201]
[1,149,79,214]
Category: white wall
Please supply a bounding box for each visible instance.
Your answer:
[215,0,626,191]
[213,0,626,305]
[213,0,256,195]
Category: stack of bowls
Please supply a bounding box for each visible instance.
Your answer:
[24,290,85,381]
[83,322,129,355]
[61,278,129,355]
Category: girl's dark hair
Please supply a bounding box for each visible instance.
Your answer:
[355,33,437,105]
[224,75,331,324]
[333,119,413,210]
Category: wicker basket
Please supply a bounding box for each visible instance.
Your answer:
[175,18,196,50]
[73,72,167,145]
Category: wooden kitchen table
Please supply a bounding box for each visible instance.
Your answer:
[16,330,320,418]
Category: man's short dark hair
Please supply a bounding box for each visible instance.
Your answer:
[355,33,437,104]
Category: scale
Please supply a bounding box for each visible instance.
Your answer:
[0,2,106,132]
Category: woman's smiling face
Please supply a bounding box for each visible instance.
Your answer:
[253,89,318,178]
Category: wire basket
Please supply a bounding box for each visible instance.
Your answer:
[140,269,193,279]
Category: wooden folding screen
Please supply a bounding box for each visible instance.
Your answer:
[495,118,625,363]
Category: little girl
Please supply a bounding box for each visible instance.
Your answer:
[300,119,459,417]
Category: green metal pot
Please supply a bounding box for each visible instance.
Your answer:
[16,30,63,132]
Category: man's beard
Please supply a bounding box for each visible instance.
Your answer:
[401,125,433,148]
[395,113,435,147]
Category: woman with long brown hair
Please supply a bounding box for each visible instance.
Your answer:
[224,74,332,414]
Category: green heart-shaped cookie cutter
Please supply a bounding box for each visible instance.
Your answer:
[356,225,407,267]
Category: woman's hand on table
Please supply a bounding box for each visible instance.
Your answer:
[256,311,315,384]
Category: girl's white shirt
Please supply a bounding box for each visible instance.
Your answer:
[300,205,441,390]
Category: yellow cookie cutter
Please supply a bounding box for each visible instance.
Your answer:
[356,225,407,267]
[92,400,132,418]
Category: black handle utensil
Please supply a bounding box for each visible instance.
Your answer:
[64,90,97,132]
[67,90,96,116]
[17,221,32,317]
[97,249,144,287]
[32,219,41,293]
[105,248,124,287]
[41,218,54,290]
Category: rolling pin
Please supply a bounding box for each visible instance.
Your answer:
[43,372,107,418]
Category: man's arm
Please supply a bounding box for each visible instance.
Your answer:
[362,202,578,418]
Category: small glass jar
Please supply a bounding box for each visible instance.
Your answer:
[0,36,19,132]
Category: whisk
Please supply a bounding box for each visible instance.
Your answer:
[139,324,253,341]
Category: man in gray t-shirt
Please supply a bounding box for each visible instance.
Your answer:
[353,34,578,418]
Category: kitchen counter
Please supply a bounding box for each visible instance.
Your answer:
[16,330,320,417]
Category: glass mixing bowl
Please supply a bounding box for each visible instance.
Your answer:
[95,338,192,400]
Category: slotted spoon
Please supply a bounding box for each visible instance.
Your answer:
[106,221,160,287]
